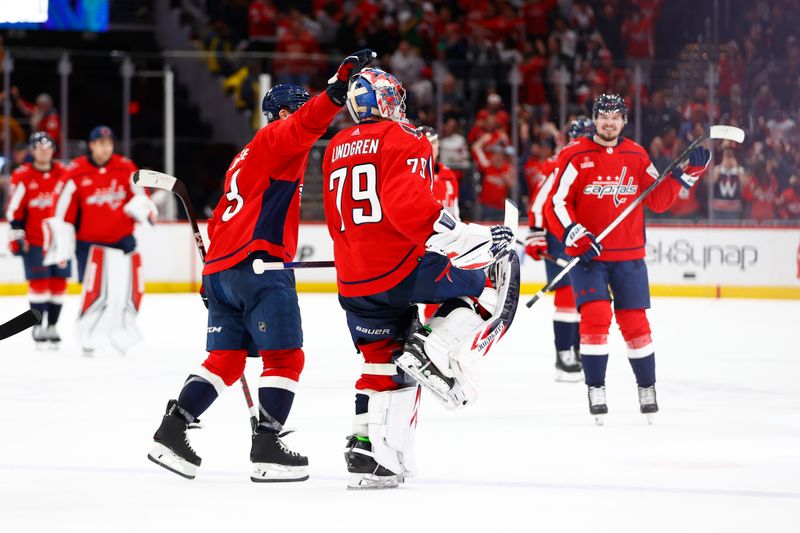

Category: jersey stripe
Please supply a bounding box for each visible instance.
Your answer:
[54,179,76,219]
[531,171,555,228]
[5,181,26,221]
[552,161,579,230]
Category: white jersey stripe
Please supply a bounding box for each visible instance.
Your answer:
[531,171,556,228]
[552,162,579,230]
[54,179,77,220]
[553,310,580,323]
[5,181,26,221]
[627,343,655,359]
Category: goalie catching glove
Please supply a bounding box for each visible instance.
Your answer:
[425,209,514,270]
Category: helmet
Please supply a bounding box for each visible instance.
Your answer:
[592,93,628,123]
[417,125,438,143]
[261,84,310,123]
[29,131,55,150]
[346,68,406,124]
[89,125,115,142]
[568,116,594,139]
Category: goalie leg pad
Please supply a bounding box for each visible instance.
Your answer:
[366,386,421,477]
[42,218,75,267]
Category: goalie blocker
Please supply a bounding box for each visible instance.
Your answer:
[79,245,144,355]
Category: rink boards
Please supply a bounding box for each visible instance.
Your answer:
[1,222,799,299]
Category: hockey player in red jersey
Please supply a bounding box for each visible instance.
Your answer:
[544,94,710,424]
[5,132,70,347]
[525,117,594,381]
[323,68,519,489]
[50,126,155,281]
[418,125,462,322]
[148,50,378,483]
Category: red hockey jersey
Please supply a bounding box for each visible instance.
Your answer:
[5,162,70,246]
[432,162,460,215]
[204,92,341,275]
[526,155,557,228]
[322,120,442,297]
[544,136,681,261]
[55,154,140,243]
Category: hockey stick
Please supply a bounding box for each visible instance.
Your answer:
[525,125,745,308]
[0,309,42,341]
[132,169,260,433]
[513,238,569,268]
[252,259,335,273]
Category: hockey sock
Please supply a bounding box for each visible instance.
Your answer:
[628,354,656,388]
[579,300,612,386]
[553,286,580,352]
[616,309,655,388]
[47,278,67,325]
[177,374,219,421]
[29,279,49,325]
[257,348,304,433]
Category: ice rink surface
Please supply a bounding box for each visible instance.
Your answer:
[0,292,798,532]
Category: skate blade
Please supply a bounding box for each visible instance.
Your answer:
[555,369,583,382]
[644,413,655,425]
[593,414,606,426]
[396,354,460,409]
[82,347,95,358]
[47,342,60,351]
[251,463,308,483]
[34,342,48,351]
[148,443,197,479]
[347,473,401,490]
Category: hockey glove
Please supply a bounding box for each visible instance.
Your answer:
[326,49,377,106]
[8,228,28,256]
[426,209,513,270]
[670,146,711,189]
[562,222,601,262]
[524,227,547,261]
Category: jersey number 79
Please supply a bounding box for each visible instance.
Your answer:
[329,163,382,232]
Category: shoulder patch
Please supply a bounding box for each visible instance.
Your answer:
[399,122,423,138]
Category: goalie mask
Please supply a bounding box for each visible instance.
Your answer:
[346,68,406,124]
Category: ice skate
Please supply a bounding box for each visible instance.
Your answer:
[397,326,458,404]
[588,385,608,425]
[250,431,309,482]
[344,435,402,490]
[148,400,202,479]
[638,385,658,424]
[555,348,582,382]
[32,325,47,350]
[43,325,60,350]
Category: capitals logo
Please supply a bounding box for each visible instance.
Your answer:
[583,166,638,207]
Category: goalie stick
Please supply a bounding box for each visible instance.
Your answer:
[525,125,746,308]
[133,169,259,433]
[0,309,42,341]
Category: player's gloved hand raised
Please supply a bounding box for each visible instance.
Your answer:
[524,227,547,261]
[489,225,514,256]
[562,222,601,262]
[8,229,28,256]
[326,49,377,106]
[671,146,711,189]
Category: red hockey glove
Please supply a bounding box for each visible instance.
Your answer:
[524,227,547,261]
[562,223,601,262]
[670,147,711,189]
[326,49,377,106]
[8,229,28,256]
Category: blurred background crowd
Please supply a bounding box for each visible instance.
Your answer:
[1,0,798,224]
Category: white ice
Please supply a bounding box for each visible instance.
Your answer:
[0,293,798,532]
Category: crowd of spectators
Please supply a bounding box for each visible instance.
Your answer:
[37,0,792,224]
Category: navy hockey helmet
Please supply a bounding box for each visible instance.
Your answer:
[29,131,56,150]
[261,84,311,123]
[89,125,115,141]
[568,116,594,139]
[592,93,628,123]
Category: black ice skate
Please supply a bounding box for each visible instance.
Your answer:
[147,400,202,479]
[555,348,582,382]
[250,431,309,482]
[43,325,60,350]
[588,385,608,426]
[397,327,457,402]
[638,385,659,424]
[344,435,402,490]
[32,325,47,350]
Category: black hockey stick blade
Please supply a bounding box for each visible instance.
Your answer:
[132,170,178,191]
[0,309,42,341]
